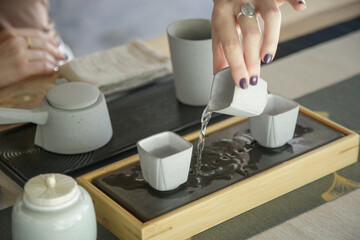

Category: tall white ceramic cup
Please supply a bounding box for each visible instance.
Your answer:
[137,131,193,191]
[249,94,300,148]
[167,19,213,106]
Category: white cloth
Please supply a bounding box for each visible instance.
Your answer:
[59,39,171,95]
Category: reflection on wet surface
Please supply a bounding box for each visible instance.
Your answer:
[94,114,343,222]
[102,124,313,192]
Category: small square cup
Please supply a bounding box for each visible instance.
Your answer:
[208,68,268,117]
[137,131,193,191]
[249,94,299,148]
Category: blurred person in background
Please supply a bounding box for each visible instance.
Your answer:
[0,0,73,88]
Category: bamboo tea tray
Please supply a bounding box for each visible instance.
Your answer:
[77,107,359,240]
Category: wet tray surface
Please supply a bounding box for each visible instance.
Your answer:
[94,113,344,222]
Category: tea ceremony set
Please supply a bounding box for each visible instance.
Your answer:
[0,2,360,240]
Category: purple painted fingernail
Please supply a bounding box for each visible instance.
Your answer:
[264,54,273,64]
[250,76,258,86]
[298,0,306,6]
[239,78,248,89]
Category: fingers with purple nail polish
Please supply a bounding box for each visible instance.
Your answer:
[250,76,258,86]
[239,78,248,89]
[263,54,273,64]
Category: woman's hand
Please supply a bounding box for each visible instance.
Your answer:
[0,28,66,88]
[212,0,306,89]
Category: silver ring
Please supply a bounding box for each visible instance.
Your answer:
[237,2,255,19]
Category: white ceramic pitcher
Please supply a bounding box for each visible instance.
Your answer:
[208,68,268,117]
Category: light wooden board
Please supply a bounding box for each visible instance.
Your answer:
[77,107,359,240]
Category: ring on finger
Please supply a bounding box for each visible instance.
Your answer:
[237,2,255,19]
[24,36,32,49]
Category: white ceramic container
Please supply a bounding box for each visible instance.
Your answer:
[137,131,193,191]
[208,67,268,117]
[167,19,213,106]
[0,80,113,154]
[12,173,97,240]
[249,94,300,148]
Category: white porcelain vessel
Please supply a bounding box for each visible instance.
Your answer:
[0,80,113,154]
[12,173,97,240]
[167,19,213,106]
[137,131,193,191]
[208,68,268,117]
[249,94,300,148]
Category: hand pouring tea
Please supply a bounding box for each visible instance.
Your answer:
[196,68,268,177]
[0,79,113,154]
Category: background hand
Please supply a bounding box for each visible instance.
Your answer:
[0,28,66,88]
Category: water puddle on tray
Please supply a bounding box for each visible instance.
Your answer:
[102,105,314,194]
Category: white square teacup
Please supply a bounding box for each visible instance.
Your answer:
[249,94,299,148]
[137,131,193,191]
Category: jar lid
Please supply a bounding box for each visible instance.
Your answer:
[24,174,78,207]
[47,82,100,110]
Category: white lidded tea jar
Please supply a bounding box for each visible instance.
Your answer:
[12,173,97,240]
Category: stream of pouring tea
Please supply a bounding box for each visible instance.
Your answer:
[195,105,213,173]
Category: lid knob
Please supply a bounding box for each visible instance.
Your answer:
[24,173,78,207]
[46,174,56,188]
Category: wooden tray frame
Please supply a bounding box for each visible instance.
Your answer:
[77,107,359,240]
